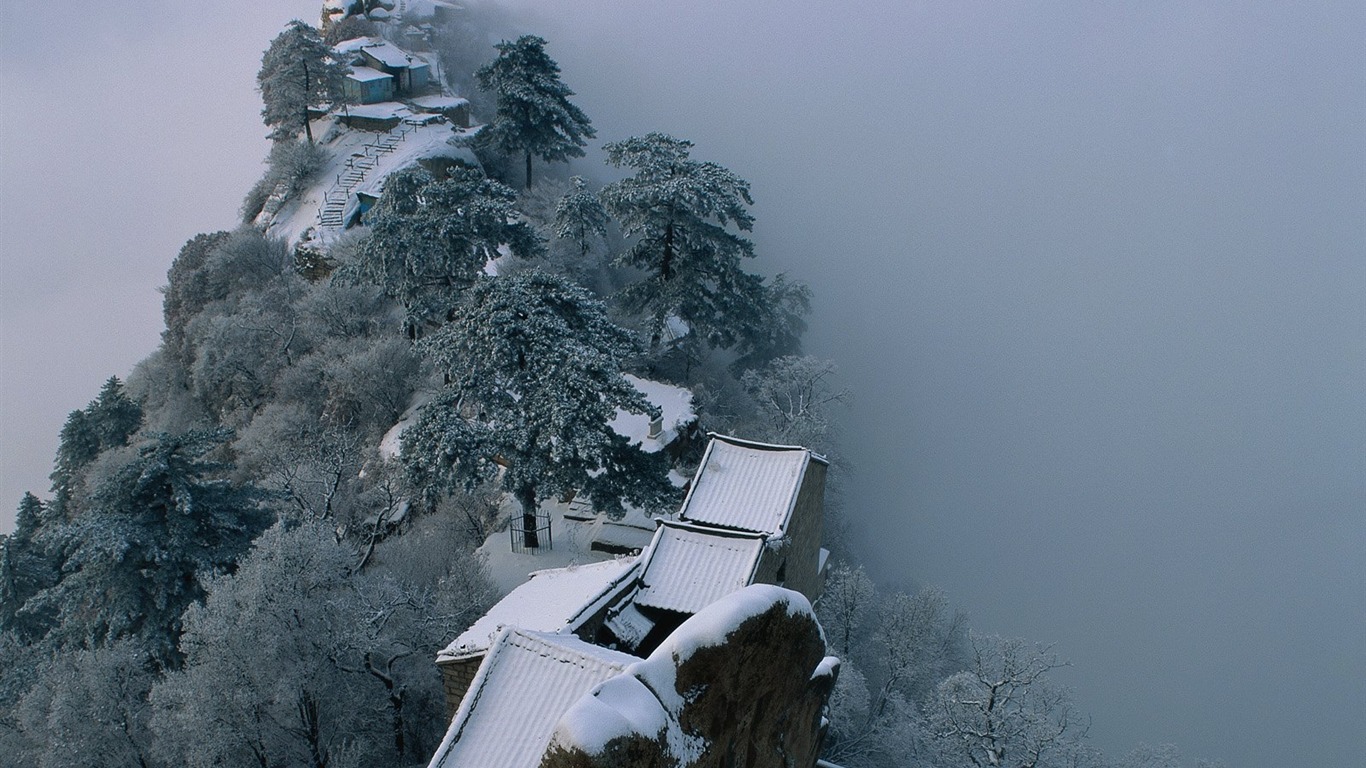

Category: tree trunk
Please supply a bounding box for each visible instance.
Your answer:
[525,151,533,190]
[302,59,315,144]
[660,221,675,280]
[517,486,540,548]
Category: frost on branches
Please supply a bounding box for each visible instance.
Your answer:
[401,271,677,547]
[475,35,596,189]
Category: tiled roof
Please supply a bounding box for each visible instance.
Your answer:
[635,522,765,614]
[677,435,822,535]
[428,629,637,768]
[438,558,640,662]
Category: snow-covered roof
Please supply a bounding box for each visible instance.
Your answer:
[593,518,655,553]
[428,628,637,768]
[333,36,384,55]
[677,434,825,535]
[437,558,640,662]
[609,374,695,453]
[360,41,421,69]
[411,95,469,111]
[634,521,765,614]
[345,65,393,83]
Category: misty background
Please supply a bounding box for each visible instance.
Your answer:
[2,2,1362,767]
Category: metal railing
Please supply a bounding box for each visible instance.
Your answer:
[508,512,553,553]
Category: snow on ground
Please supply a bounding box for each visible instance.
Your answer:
[610,374,695,453]
[378,387,437,461]
[477,495,627,595]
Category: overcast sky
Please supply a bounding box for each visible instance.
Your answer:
[2,2,1362,766]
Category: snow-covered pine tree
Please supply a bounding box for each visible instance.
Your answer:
[599,132,774,359]
[401,271,676,548]
[0,493,58,640]
[23,430,271,667]
[257,20,347,144]
[344,165,545,336]
[554,176,610,261]
[475,35,596,189]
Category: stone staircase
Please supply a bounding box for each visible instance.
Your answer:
[318,123,417,229]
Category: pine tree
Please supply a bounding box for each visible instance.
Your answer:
[25,430,271,667]
[475,35,596,189]
[257,20,347,144]
[401,271,677,547]
[344,165,544,336]
[599,133,772,357]
[88,376,142,450]
[554,176,610,260]
[0,493,58,639]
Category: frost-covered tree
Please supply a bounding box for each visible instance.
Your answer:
[23,429,271,665]
[817,562,875,659]
[151,519,490,768]
[554,175,610,260]
[344,165,544,335]
[599,133,771,355]
[741,355,848,453]
[17,639,158,768]
[475,35,595,188]
[927,633,1084,768]
[0,494,57,639]
[876,586,968,709]
[402,271,676,547]
[257,20,347,144]
[151,520,375,768]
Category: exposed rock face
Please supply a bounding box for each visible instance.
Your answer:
[542,585,839,768]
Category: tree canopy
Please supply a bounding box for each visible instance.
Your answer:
[344,166,544,336]
[402,271,676,546]
[475,35,596,189]
[599,133,779,359]
[24,430,270,666]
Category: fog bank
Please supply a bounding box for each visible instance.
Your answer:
[498,2,1364,766]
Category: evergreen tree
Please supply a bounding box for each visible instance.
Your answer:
[344,165,544,336]
[402,271,676,547]
[475,35,595,189]
[88,376,143,450]
[49,409,100,512]
[257,20,347,144]
[47,377,143,515]
[0,493,58,638]
[599,133,772,356]
[554,175,610,260]
[24,430,272,666]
